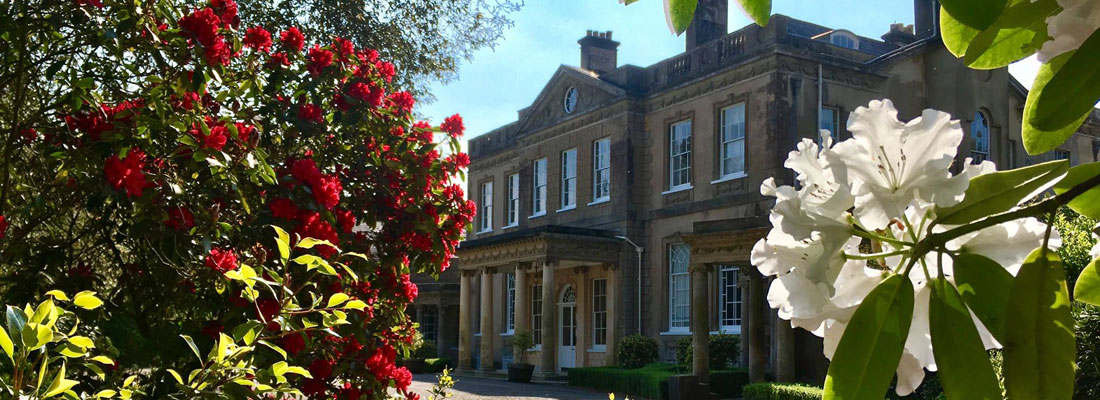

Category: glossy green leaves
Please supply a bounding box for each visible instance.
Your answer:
[1023,52,1095,155]
[1004,248,1075,400]
[824,274,913,400]
[953,253,1013,341]
[1052,161,1100,220]
[939,0,1055,69]
[940,0,1006,31]
[1030,30,1100,132]
[664,0,698,35]
[929,278,1003,400]
[736,0,771,27]
[1075,257,1100,306]
[935,159,1067,225]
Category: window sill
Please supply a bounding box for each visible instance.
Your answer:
[475,229,493,235]
[528,212,546,220]
[711,327,742,335]
[475,333,482,337]
[502,331,515,337]
[556,205,576,213]
[533,345,542,351]
[662,185,693,195]
[659,330,691,336]
[587,347,607,353]
[587,197,610,206]
[502,223,519,230]
[711,172,746,184]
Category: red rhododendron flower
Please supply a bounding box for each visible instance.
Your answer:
[308,359,335,380]
[446,152,470,169]
[204,37,232,66]
[269,197,299,219]
[205,247,238,274]
[243,26,272,53]
[301,379,325,397]
[389,91,415,113]
[279,27,305,52]
[281,332,306,356]
[165,207,195,230]
[313,175,342,210]
[441,114,464,137]
[392,366,412,391]
[267,52,290,67]
[336,209,355,233]
[234,122,254,145]
[0,216,8,239]
[178,8,221,47]
[298,103,323,124]
[256,297,280,322]
[400,274,418,301]
[192,123,229,150]
[290,158,322,185]
[210,0,239,29]
[366,344,396,380]
[307,45,333,76]
[105,149,152,198]
[337,383,362,400]
[376,61,396,83]
[294,212,339,258]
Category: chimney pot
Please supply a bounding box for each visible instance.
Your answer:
[578,30,620,75]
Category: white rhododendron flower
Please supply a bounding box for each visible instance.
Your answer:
[751,99,1056,396]
[1037,0,1100,62]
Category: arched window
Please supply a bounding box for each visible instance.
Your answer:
[830,31,858,49]
[971,111,990,163]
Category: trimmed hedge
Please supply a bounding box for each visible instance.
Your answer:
[675,334,741,370]
[710,369,750,398]
[424,358,452,373]
[617,334,660,369]
[568,363,678,400]
[742,382,824,400]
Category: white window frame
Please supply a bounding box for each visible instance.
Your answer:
[819,106,840,146]
[591,278,608,349]
[830,32,858,49]
[505,174,520,228]
[668,243,691,333]
[559,148,577,211]
[478,181,493,233]
[668,120,693,192]
[506,273,516,333]
[971,111,990,163]
[717,103,746,181]
[532,284,543,347]
[531,158,547,218]
[591,138,611,204]
[1055,149,1071,161]
[718,266,742,334]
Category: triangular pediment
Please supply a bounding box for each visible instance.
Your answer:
[514,65,627,134]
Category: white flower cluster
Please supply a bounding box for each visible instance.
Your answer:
[1038,0,1100,62]
[750,99,1059,395]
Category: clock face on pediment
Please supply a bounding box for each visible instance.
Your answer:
[563,86,578,114]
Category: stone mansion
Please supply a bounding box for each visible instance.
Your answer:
[423,0,1100,385]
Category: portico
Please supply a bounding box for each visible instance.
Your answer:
[455,226,623,376]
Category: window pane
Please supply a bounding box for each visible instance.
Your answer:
[506,273,515,332]
[669,244,691,329]
[532,284,542,345]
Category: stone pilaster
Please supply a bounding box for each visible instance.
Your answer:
[690,263,710,383]
[479,270,495,372]
[538,261,557,376]
[458,271,474,370]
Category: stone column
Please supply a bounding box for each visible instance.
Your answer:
[747,265,766,382]
[606,265,619,366]
[538,261,557,376]
[691,263,710,383]
[458,271,474,370]
[576,267,589,367]
[776,316,796,382]
[479,270,495,372]
[513,265,529,360]
[436,299,446,358]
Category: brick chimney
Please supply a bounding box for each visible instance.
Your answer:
[686,0,728,51]
[578,30,620,75]
[881,23,916,46]
[914,0,939,38]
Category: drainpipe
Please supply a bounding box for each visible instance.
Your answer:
[615,235,644,335]
[818,64,824,143]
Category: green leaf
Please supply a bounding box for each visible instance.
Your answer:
[44,290,69,301]
[72,291,103,310]
[929,278,1003,400]
[1052,161,1100,219]
[285,366,312,378]
[89,355,115,365]
[327,293,350,308]
[296,237,338,252]
[0,325,13,362]
[1023,52,1094,154]
[664,0,698,35]
[67,336,95,349]
[44,361,78,398]
[94,389,118,398]
[166,369,184,385]
[22,323,54,350]
[953,253,1013,341]
[1003,248,1075,400]
[6,306,27,339]
[180,335,202,362]
[935,160,1068,225]
[824,274,914,400]
[940,0,1006,30]
[344,300,367,311]
[258,340,287,360]
[1031,30,1100,132]
[272,361,288,376]
[735,0,771,27]
[1074,257,1100,306]
[272,225,291,261]
[940,0,1056,69]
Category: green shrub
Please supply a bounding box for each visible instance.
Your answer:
[1075,303,1100,400]
[742,382,824,400]
[617,334,659,369]
[710,369,751,398]
[425,358,452,373]
[414,339,439,359]
[568,363,676,400]
[675,334,741,370]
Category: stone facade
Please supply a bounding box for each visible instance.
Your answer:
[447,0,1100,386]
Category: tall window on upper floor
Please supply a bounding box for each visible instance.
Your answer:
[506,174,520,227]
[593,138,611,202]
[505,273,515,333]
[670,120,693,190]
[820,106,840,145]
[668,243,691,332]
[479,181,492,232]
[718,265,742,333]
[592,278,608,348]
[561,149,577,209]
[532,284,543,346]
[532,158,547,216]
[971,111,990,163]
[719,103,746,179]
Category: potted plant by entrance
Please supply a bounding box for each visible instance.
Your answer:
[508,330,536,383]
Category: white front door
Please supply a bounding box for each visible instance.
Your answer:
[558,303,577,370]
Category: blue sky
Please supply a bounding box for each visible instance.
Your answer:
[417,0,1043,141]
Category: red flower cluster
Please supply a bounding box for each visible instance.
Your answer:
[210,0,239,29]
[0,216,8,239]
[205,247,238,274]
[313,175,343,210]
[178,7,232,66]
[279,27,305,52]
[66,100,143,141]
[298,103,323,124]
[294,211,339,257]
[389,91,415,114]
[165,206,195,230]
[105,149,152,198]
[243,26,272,53]
[307,44,334,76]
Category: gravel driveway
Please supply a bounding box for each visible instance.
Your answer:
[406,373,609,400]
